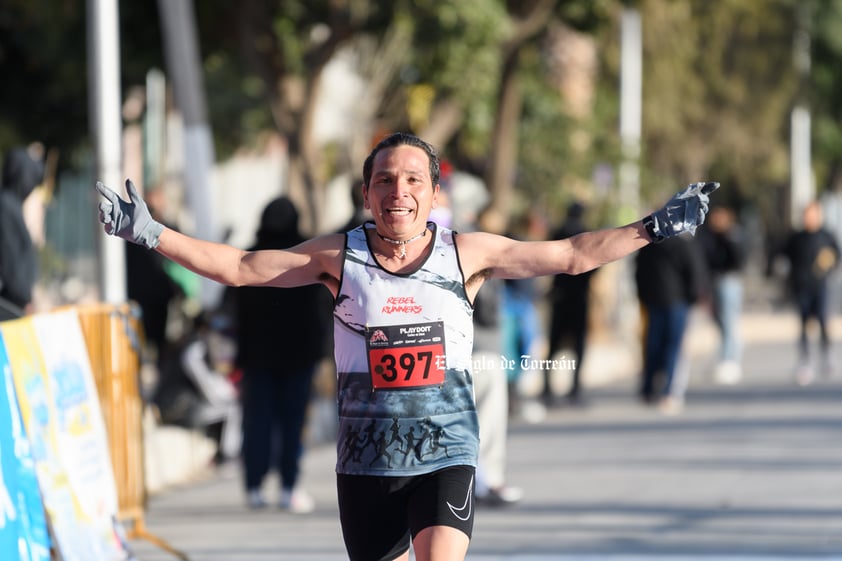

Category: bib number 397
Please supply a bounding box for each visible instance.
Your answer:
[365,322,446,389]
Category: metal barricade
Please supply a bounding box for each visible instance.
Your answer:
[73,302,188,561]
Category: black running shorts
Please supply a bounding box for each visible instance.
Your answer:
[336,465,475,561]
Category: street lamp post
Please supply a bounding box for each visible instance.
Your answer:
[87,0,126,304]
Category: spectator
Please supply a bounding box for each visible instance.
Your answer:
[501,212,546,420]
[470,207,522,506]
[152,312,241,463]
[227,197,331,513]
[0,146,44,321]
[780,201,840,384]
[338,177,371,233]
[697,205,746,385]
[635,234,708,414]
[542,201,596,406]
[126,234,182,364]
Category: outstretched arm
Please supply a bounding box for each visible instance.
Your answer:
[460,181,719,283]
[461,221,650,281]
[95,180,342,289]
[154,227,340,288]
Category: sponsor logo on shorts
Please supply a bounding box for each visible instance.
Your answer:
[447,474,474,521]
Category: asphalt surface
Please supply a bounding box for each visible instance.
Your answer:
[128,310,842,561]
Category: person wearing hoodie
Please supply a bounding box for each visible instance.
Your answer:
[225,196,331,513]
[0,146,44,321]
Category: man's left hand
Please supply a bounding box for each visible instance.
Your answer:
[648,181,720,241]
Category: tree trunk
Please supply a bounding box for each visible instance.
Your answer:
[418,98,465,152]
[485,45,523,228]
[485,0,558,229]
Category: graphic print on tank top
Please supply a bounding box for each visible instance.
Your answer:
[333,222,479,476]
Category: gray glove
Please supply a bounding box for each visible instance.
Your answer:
[96,179,164,249]
[645,181,720,242]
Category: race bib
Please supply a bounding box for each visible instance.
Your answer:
[365,321,446,389]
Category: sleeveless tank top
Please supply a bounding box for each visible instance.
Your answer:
[333,221,479,476]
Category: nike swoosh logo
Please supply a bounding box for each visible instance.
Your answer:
[447,474,474,521]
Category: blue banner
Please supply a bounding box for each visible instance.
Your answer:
[0,331,50,561]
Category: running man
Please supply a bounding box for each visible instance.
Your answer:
[96,132,717,561]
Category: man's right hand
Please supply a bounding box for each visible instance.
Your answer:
[96,179,164,249]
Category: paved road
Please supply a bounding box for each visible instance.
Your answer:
[128,312,842,561]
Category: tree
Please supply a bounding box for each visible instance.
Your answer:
[0,1,89,164]
[3,0,841,242]
[599,0,798,232]
[498,1,616,223]
[811,0,842,193]
[378,0,615,226]
[482,0,559,222]
[190,1,405,233]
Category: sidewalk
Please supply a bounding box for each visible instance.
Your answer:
[128,310,842,560]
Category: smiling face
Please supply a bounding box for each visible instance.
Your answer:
[363,144,440,239]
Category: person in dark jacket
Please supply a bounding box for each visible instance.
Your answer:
[227,196,331,513]
[542,201,596,406]
[781,201,840,383]
[635,234,708,413]
[126,228,182,362]
[0,147,44,320]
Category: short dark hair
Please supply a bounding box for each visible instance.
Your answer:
[362,132,440,188]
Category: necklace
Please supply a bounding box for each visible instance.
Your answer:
[377,229,427,259]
